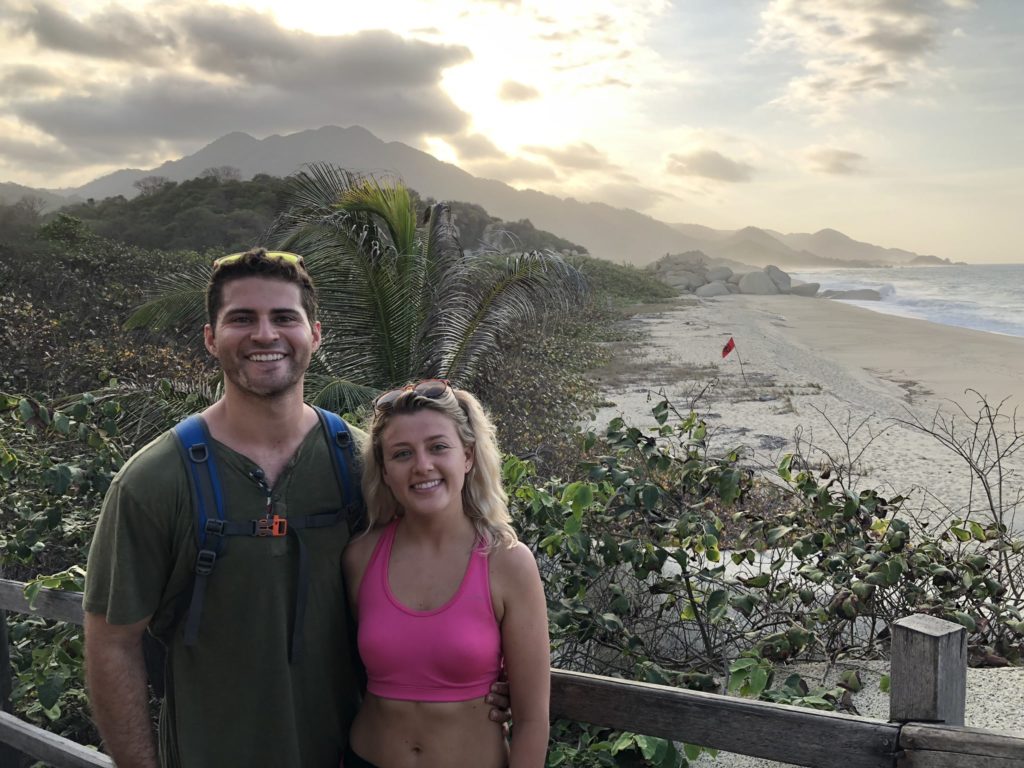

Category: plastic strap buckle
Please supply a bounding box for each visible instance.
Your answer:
[195,549,217,576]
[254,515,288,537]
[204,519,226,536]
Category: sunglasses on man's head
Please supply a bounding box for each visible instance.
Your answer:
[212,251,306,270]
[373,379,452,413]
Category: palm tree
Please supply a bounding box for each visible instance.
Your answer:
[125,163,586,417]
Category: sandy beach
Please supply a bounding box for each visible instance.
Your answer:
[591,294,1024,762]
[593,294,1024,532]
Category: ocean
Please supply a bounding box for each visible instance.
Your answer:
[787,263,1024,339]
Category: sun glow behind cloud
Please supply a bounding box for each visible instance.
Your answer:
[2,0,1021,261]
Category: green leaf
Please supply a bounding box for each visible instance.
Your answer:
[765,525,792,546]
[17,398,35,423]
[730,594,757,617]
[635,735,668,762]
[52,411,71,435]
[610,732,635,754]
[718,469,741,504]
[951,611,977,632]
[777,453,793,481]
[748,665,769,697]
[37,674,65,710]
[683,743,702,761]
[729,657,759,672]
[641,485,660,510]
[23,581,41,609]
[561,482,594,513]
[739,572,770,588]
[879,674,891,693]
[949,526,971,542]
[838,669,862,692]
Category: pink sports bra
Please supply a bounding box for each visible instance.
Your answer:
[356,520,502,702]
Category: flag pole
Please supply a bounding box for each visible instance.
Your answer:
[734,347,749,386]
[722,336,748,387]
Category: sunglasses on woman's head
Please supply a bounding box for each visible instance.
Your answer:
[373,379,452,413]
[212,251,305,270]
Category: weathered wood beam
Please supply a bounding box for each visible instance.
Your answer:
[0,580,84,626]
[0,713,110,768]
[551,669,900,768]
[898,722,1024,767]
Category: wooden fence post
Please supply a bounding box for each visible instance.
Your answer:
[0,606,27,767]
[889,613,967,726]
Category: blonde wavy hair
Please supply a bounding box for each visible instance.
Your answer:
[362,386,518,550]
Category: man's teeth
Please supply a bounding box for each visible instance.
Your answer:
[413,479,442,490]
[249,353,285,362]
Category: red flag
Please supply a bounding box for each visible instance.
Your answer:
[721,337,736,358]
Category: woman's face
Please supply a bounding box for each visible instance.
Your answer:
[379,409,473,519]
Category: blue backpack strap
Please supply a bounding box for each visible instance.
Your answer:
[314,406,362,511]
[171,415,227,648]
[274,407,363,663]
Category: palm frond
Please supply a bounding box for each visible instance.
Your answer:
[433,250,588,382]
[124,263,212,331]
[82,376,221,446]
[335,177,418,257]
[303,374,379,416]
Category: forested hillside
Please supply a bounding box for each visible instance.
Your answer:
[56,170,587,255]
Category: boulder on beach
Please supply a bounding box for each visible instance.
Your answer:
[706,266,733,282]
[695,280,730,297]
[664,269,706,291]
[789,282,820,297]
[739,271,780,295]
[821,288,882,301]
[765,264,791,291]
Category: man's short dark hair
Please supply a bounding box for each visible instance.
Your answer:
[206,248,318,328]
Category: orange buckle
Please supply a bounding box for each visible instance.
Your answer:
[255,515,288,537]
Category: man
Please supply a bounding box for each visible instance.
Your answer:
[84,249,507,767]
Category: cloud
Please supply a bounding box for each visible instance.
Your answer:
[466,157,557,183]
[13,72,468,155]
[666,149,755,182]
[2,4,472,164]
[498,80,540,102]
[806,146,866,174]
[587,182,674,211]
[181,8,469,89]
[757,0,977,117]
[450,132,505,160]
[13,1,177,64]
[0,64,61,89]
[0,134,85,171]
[523,142,615,171]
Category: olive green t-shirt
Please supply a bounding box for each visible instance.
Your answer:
[84,421,362,768]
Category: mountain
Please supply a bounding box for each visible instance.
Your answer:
[15,124,939,266]
[52,126,704,265]
[766,227,933,265]
[0,182,76,211]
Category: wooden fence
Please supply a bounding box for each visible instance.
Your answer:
[1,579,1022,767]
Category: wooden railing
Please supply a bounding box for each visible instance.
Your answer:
[1,579,1023,767]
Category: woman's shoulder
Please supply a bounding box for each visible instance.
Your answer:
[488,541,540,585]
[343,520,392,569]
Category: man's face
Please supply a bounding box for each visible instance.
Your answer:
[204,276,321,399]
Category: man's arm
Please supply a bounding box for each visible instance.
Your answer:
[84,612,158,768]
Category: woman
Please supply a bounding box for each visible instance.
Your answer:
[342,380,550,768]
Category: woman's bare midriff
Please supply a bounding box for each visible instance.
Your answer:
[350,693,509,768]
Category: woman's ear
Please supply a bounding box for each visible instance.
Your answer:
[464,445,474,474]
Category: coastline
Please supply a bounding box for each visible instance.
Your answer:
[591,294,1024,763]
[593,294,1024,527]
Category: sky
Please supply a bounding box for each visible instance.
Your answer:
[0,0,1021,262]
